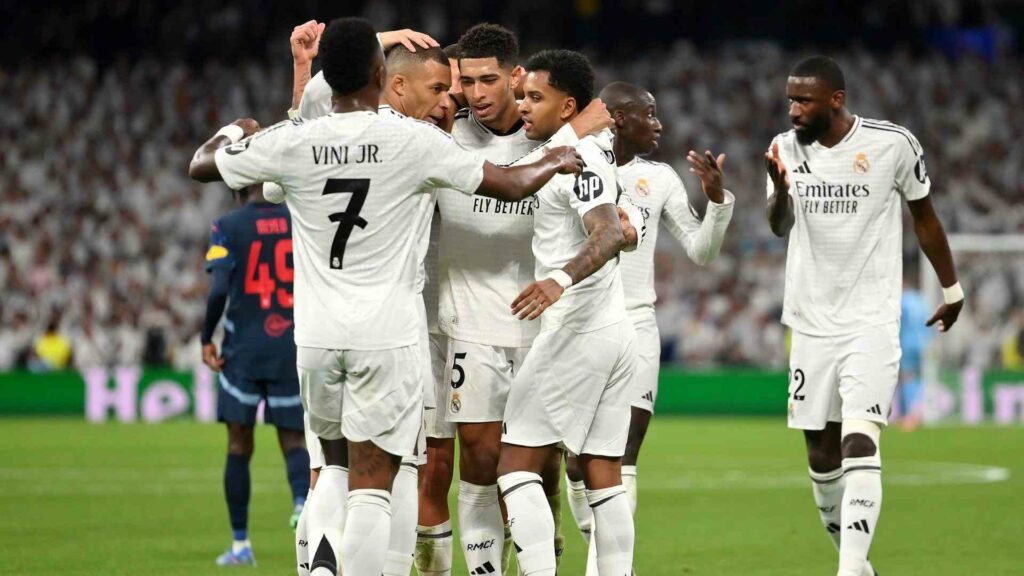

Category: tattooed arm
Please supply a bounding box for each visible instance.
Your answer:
[511,204,625,320]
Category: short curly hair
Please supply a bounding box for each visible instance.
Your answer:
[457,23,519,68]
[524,49,594,109]
[320,17,380,95]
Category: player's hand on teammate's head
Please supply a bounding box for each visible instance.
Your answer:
[764,140,790,193]
[290,20,326,66]
[378,29,439,52]
[570,98,614,137]
[687,149,727,203]
[202,343,225,372]
[544,146,585,175]
[926,299,964,332]
[511,279,564,321]
[232,118,261,138]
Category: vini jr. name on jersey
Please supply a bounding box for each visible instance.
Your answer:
[311,144,381,165]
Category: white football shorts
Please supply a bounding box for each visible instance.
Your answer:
[298,345,423,458]
[501,319,637,457]
[627,310,661,413]
[445,339,530,424]
[787,321,901,430]
[424,332,456,440]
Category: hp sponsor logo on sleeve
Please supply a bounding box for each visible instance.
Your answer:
[573,170,604,202]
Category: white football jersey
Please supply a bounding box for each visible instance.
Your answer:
[298,71,332,119]
[437,112,580,347]
[214,113,485,350]
[268,94,444,331]
[768,115,930,335]
[617,157,735,313]
[527,133,626,333]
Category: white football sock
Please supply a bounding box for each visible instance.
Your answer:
[566,475,592,542]
[384,463,418,576]
[587,486,634,576]
[308,466,347,576]
[621,466,638,516]
[341,489,392,576]
[498,472,556,576]
[458,481,504,576]
[296,488,312,576]
[810,467,845,551]
[415,521,453,576]
[838,456,882,576]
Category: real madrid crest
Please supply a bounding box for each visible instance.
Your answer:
[635,178,650,197]
[450,392,462,414]
[853,152,870,174]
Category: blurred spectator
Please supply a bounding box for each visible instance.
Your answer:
[30,317,72,372]
[0,41,1020,370]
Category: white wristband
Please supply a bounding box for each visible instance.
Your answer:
[215,124,245,144]
[547,270,573,289]
[942,282,964,305]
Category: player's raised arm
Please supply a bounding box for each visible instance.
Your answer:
[659,150,735,265]
[765,141,795,237]
[476,146,584,202]
[289,20,326,113]
[188,118,261,183]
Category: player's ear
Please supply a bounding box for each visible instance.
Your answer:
[391,73,406,96]
[511,65,525,99]
[831,89,845,110]
[560,96,577,121]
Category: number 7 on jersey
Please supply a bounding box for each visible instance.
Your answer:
[322,178,370,269]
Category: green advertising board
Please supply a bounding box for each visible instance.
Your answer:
[0,367,1021,423]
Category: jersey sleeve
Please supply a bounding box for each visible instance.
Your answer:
[894,129,930,201]
[568,140,618,219]
[662,167,734,266]
[415,122,486,194]
[205,219,235,272]
[298,72,333,119]
[213,120,294,191]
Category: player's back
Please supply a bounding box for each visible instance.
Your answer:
[213,202,296,379]
[772,116,930,335]
[215,113,485,351]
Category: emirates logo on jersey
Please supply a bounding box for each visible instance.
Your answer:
[635,178,651,197]
[264,313,293,338]
[853,152,870,174]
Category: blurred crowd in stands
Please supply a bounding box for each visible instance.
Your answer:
[2,23,1022,372]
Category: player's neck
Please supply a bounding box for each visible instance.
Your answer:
[331,88,379,115]
[380,92,402,114]
[818,110,856,148]
[480,97,523,135]
[614,140,640,166]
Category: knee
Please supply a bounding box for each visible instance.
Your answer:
[806,445,841,473]
[841,420,881,459]
[227,425,254,456]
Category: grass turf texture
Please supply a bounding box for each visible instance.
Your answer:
[0,417,1020,575]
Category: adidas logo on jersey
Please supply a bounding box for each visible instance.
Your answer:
[641,390,654,402]
[470,561,497,574]
[867,404,883,415]
[847,520,871,534]
[794,161,812,174]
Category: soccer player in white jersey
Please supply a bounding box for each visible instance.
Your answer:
[188,17,585,576]
[415,24,613,576]
[276,24,450,576]
[496,49,639,576]
[563,81,736,574]
[765,56,964,576]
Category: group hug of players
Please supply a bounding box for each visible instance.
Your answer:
[189,15,965,576]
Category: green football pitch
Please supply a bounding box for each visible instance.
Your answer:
[1,417,1020,575]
